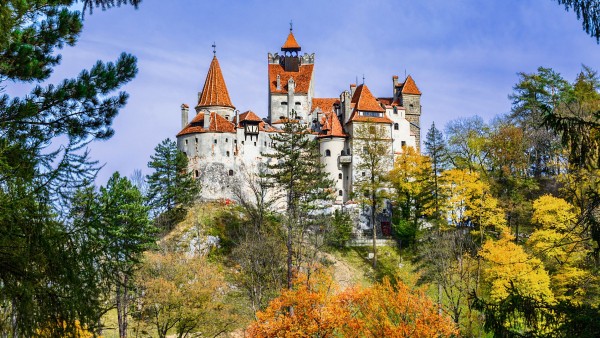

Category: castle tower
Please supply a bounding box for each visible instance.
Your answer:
[397,75,422,151]
[195,53,236,121]
[267,28,315,124]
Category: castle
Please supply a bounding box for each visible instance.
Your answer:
[176,30,422,208]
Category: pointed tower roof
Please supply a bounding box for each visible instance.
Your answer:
[197,56,235,109]
[281,31,301,51]
[351,84,385,112]
[401,75,422,95]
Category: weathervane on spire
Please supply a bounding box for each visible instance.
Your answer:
[362,74,365,85]
[212,42,216,56]
[290,20,293,32]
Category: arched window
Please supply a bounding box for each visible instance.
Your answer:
[226,151,230,157]
[394,123,399,130]
[325,149,331,157]
[228,169,234,176]
[338,173,342,179]
[338,190,343,196]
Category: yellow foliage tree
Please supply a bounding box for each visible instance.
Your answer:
[133,251,233,338]
[528,195,596,304]
[480,226,554,303]
[440,169,506,236]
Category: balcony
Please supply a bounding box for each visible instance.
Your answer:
[339,155,352,165]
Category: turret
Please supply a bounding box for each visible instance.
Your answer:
[287,77,295,117]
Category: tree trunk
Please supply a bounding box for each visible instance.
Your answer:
[117,275,129,338]
[372,194,378,269]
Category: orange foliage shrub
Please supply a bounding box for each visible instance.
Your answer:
[247,271,457,337]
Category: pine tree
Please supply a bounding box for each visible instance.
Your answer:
[146,138,200,230]
[96,172,156,338]
[424,122,449,221]
[0,1,138,336]
[263,112,334,289]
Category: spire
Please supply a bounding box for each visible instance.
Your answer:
[281,30,301,51]
[197,55,235,109]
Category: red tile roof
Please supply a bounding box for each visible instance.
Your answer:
[319,112,347,138]
[312,98,339,113]
[271,118,300,124]
[238,110,263,123]
[401,75,421,95]
[197,56,235,109]
[268,64,314,94]
[351,84,385,112]
[177,112,235,136]
[282,32,301,50]
[378,97,404,108]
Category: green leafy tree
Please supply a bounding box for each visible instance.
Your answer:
[0,1,138,336]
[326,209,354,248]
[146,138,200,230]
[263,112,334,289]
[353,122,393,268]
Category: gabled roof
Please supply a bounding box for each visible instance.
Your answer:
[401,75,421,95]
[281,32,301,50]
[351,84,385,112]
[268,64,314,94]
[177,112,235,136]
[238,110,263,124]
[378,97,404,108]
[197,56,235,109]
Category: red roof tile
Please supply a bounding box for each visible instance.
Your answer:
[401,75,421,95]
[351,84,385,112]
[282,32,301,50]
[197,56,235,109]
[177,112,235,136]
[268,64,314,94]
[312,98,339,113]
[238,110,263,123]
[319,112,347,138]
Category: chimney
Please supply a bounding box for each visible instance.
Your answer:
[341,90,352,124]
[287,77,295,117]
[203,111,211,130]
[276,74,281,90]
[350,84,357,98]
[181,103,189,129]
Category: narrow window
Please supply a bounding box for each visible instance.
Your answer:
[362,172,366,177]
[195,137,198,144]
[325,149,331,157]
[214,139,217,144]
[338,173,342,179]
[234,139,237,144]
[195,170,199,178]
[185,139,188,145]
[338,190,343,196]
[241,141,245,145]
[341,150,345,155]
[394,123,399,130]
[225,138,228,142]
[401,141,406,147]
[254,142,257,146]
[228,170,234,176]
[264,141,267,146]
[226,151,230,157]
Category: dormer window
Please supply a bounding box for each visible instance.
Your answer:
[361,111,383,118]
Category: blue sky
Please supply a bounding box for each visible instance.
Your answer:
[8,0,600,184]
